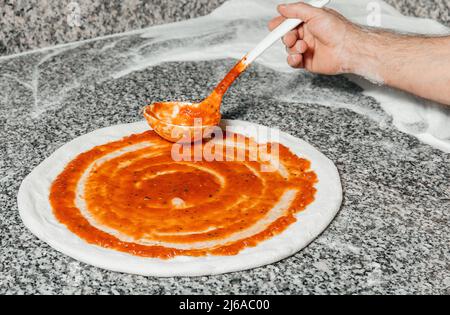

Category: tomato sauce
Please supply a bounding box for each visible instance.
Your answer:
[50,131,317,259]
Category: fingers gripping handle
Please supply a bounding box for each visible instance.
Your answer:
[244,0,330,65]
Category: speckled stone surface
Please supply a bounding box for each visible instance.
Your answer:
[384,0,450,25]
[0,18,449,294]
[0,0,449,56]
[0,0,225,56]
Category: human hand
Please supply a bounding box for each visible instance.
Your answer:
[268,2,361,75]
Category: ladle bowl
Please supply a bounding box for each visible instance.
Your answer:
[143,103,220,143]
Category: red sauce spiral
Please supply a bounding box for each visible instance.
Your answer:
[50,131,317,258]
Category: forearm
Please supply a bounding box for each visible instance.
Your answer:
[347,29,450,105]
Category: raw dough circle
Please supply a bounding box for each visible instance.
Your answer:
[18,120,342,277]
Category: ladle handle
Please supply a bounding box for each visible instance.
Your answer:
[243,0,330,65]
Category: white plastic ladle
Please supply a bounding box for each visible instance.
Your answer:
[244,0,330,65]
[144,0,331,142]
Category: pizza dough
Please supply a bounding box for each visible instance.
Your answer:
[18,120,342,276]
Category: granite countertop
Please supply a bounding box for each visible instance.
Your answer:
[1,0,448,56]
[0,1,449,295]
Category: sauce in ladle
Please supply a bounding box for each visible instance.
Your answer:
[144,58,247,142]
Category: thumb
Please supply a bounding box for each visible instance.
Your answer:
[277,2,322,22]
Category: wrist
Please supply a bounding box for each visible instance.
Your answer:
[341,26,385,83]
